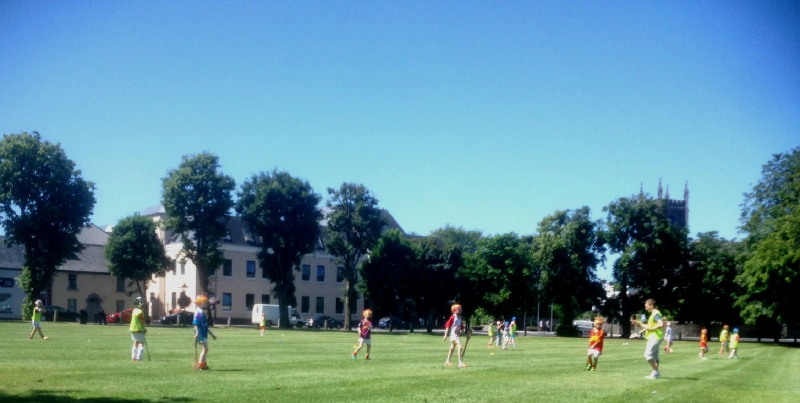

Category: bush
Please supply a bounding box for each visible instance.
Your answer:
[79,310,88,324]
[555,323,581,337]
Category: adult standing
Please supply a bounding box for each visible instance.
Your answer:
[631,298,664,379]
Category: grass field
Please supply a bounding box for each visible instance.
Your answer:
[1,322,798,403]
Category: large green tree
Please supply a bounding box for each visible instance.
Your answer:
[678,231,742,326]
[105,214,172,306]
[0,132,95,319]
[737,147,800,329]
[359,229,418,320]
[412,236,462,332]
[325,183,386,330]
[162,152,235,302]
[603,194,688,337]
[236,170,322,328]
[532,207,604,336]
[429,225,482,254]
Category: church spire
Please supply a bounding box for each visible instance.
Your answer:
[658,178,663,199]
[684,180,689,201]
[665,185,670,200]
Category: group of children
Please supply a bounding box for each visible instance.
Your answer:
[487,317,517,350]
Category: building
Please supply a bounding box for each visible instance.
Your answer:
[0,225,137,319]
[143,206,404,325]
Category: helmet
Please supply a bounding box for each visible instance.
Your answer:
[34,299,43,306]
[195,295,208,305]
[512,317,516,321]
[450,304,462,313]
[733,327,739,333]
[133,297,144,307]
[593,318,603,325]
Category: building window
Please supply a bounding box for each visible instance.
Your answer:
[116,277,125,292]
[116,300,125,313]
[315,297,324,314]
[336,267,344,283]
[245,294,254,311]
[246,261,256,278]
[316,265,325,282]
[222,293,232,311]
[301,265,310,281]
[222,259,233,277]
[67,298,77,312]
[335,297,344,314]
[300,296,310,313]
[67,274,77,290]
[261,294,270,304]
[180,262,185,275]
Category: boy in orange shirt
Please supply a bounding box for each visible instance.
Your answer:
[585,318,605,371]
[699,328,709,360]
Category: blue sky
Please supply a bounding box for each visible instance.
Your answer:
[1,2,798,277]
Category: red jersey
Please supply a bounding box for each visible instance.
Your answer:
[444,315,465,335]
[700,333,708,348]
[588,328,605,352]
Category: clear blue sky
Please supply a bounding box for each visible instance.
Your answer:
[1,2,798,271]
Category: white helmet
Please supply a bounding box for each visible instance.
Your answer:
[133,297,144,307]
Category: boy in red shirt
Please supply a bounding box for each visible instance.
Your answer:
[352,309,373,360]
[443,304,469,368]
[699,328,709,360]
[585,318,605,371]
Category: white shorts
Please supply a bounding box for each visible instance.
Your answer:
[587,348,602,358]
[358,337,371,345]
[196,337,208,344]
[32,321,41,328]
[644,338,662,361]
[130,332,145,343]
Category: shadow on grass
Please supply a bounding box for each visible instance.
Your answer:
[0,390,195,403]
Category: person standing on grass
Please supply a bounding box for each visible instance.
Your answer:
[28,299,49,340]
[501,321,511,350]
[352,309,373,360]
[631,298,664,379]
[728,328,740,359]
[509,317,517,348]
[487,320,496,348]
[259,313,267,336]
[129,297,146,362]
[663,321,674,353]
[585,318,605,371]
[443,304,469,368]
[496,320,504,347]
[719,324,730,355]
[699,328,709,360]
[193,295,217,370]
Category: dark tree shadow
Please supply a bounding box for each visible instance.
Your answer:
[0,390,195,403]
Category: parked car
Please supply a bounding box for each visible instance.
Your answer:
[160,310,195,325]
[43,305,80,322]
[107,308,134,324]
[573,320,594,337]
[378,316,410,330]
[309,315,344,329]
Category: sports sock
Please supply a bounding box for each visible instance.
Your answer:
[137,346,144,360]
[132,346,137,359]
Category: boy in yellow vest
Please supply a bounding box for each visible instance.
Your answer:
[631,298,663,379]
[718,324,730,355]
[728,328,740,359]
[28,299,49,340]
[129,297,147,361]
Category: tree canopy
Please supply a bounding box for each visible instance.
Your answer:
[162,152,235,299]
[737,147,800,327]
[236,170,322,328]
[0,132,95,319]
[105,214,172,301]
[325,183,386,330]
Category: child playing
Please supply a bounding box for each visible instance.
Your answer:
[352,309,373,360]
[509,317,517,348]
[487,320,496,348]
[443,304,468,368]
[699,328,709,359]
[28,299,49,340]
[663,321,674,353]
[728,328,740,359]
[718,324,730,355]
[129,297,146,361]
[585,318,605,371]
[193,295,217,370]
[259,313,267,336]
[495,320,503,347]
[501,321,511,350]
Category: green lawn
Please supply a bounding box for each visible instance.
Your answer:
[1,321,798,403]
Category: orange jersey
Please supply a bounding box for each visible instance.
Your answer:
[700,333,708,348]
[588,328,605,352]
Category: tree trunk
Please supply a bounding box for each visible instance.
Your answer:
[619,277,631,338]
[343,279,352,330]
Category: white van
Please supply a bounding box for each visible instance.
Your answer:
[251,304,306,328]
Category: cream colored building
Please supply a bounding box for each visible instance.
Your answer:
[143,206,403,325]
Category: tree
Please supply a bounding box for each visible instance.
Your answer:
[236,170,322,328]
[678,231,742,326]
[162,152,235,303]
[459,233,536,320]
[105,214,172,304]
[412,236,462,332]
[0,132,95,319]
[603,194,688,337]
[532,207,605,336]
[737,147,800,329]
[325,183,386,330]
[359,229,417,318]
[429,225,482,254]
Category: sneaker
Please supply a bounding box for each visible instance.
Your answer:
[42,336,49,340]
[458,363,467,368]
[701,357,707,360]
[444,362,452,367]
[585,364,592,371]
[591,368,596,372]
[199,365,210,371]
[644,372,660,379]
